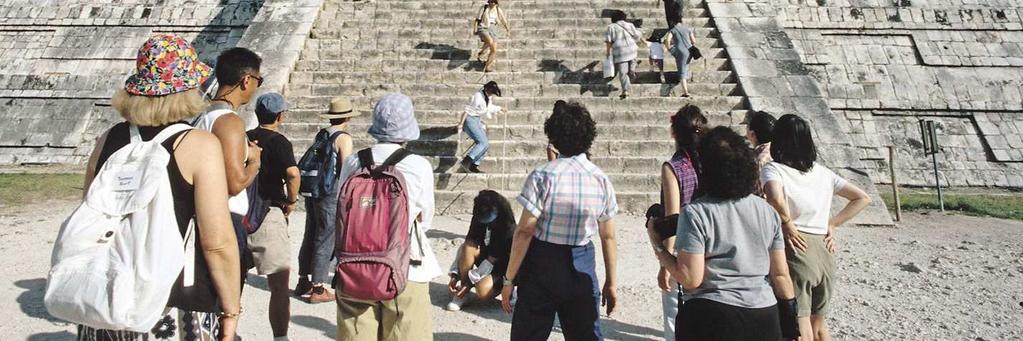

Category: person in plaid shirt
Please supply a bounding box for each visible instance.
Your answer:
[500,100,620,340]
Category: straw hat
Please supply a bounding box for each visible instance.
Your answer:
[320,97,360,119]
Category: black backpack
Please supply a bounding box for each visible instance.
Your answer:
[298,129,346,199]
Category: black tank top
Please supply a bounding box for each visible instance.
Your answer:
[96,122,220,313]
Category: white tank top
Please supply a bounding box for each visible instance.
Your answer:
[194,109,249,215]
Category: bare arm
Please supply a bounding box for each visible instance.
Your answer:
[764,180,808,252]
[829,182,871,229]
[689,31,697,47]
[284,166,300,203]
[659,163,680,250]
[501,209,538,313]
[335,134,354,165]
[82,130,110,196]
[606,41,612,57]
[663,32,673,52]
[497,6,511,32]
[180,132,241,335]
[653,249,703,290]
[768,249,796,299]
[599,218,619,315]
[211,115,259,196]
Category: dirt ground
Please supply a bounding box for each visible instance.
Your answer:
[3,200,1022,340]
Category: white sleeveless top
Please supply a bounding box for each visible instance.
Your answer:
[194,108,249,215]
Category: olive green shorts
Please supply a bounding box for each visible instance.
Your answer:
[786,232,836,318]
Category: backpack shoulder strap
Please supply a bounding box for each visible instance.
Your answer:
[357,149,375,170]
[380,148,410,168]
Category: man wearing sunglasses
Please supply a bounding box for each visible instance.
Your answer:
[191,47,279,336]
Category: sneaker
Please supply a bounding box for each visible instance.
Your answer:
[294,277,312,298]
[446,295,466,311]
[308,286,336,304]
[469,164,484,174]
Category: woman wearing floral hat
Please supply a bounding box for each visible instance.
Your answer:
[77,34,242,341]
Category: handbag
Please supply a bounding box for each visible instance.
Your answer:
[603,55,615,78]
[689,46,703,60]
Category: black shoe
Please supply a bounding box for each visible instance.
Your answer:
[469,164,484,173]
[459,156,474,172]
[294,277,312,298]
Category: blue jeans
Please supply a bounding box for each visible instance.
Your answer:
[464,115,489,166]
[298,198,336,283]
[511,238,603,341]
[662,285,679,340]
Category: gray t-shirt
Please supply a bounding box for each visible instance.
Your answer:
[675,195,784,309]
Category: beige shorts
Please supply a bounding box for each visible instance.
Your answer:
[336,282,433,341]
[247,209,291,275]
[786,232,836,317]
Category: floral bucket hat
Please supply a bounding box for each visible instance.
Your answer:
[124,34,212,96]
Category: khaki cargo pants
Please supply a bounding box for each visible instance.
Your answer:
[336,282,433,341]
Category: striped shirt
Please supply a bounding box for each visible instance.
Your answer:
[606,21,641,63]
[517,154,619,246]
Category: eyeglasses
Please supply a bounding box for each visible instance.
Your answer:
[247,74,264,88]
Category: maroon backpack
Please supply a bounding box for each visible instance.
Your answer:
[335,148,416,301]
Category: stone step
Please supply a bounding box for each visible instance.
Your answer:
[308,36,723,51]
[278,119,737,142]
[282,109,749,126]
[287,80,739,98]
[287,94,747,111]
[311,23,717,39]
[290,138,680,158]
[432,172,662,192]
[433,189,657,215]
[329,9,710,22]
[294,55,729,73]
[302,45,727,64]
[287,70,737,87]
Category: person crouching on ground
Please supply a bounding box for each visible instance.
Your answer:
[457,81,504,173]
[446,190,516,311]
[295,96,357,303]
[245,92,300,340]
[650,127,800,341]
[501,100,619,340]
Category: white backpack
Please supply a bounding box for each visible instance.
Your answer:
[45,123,196,332]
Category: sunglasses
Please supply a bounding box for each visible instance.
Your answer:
[247,74,264,87]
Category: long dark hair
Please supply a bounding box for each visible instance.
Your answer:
[770,114,817,172]
[482,81,501,105]
[671,104,707,157]
[471,190,516,234]
[698,127,757,200]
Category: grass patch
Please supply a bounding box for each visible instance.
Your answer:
[0,173,82,207]
[881,192,1023,221]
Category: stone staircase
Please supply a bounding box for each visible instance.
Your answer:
[284,0,749,214]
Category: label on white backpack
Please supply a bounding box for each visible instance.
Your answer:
[113,170,142,192]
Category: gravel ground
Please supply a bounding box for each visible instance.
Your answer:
[2,200,1021,340]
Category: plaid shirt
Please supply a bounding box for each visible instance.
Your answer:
[667,150,699,207]
[517,154,619,246]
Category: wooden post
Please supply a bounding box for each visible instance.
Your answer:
[888,146,902,222]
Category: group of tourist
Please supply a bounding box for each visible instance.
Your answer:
[51,1,873,340]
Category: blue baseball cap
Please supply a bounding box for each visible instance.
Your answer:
[255,92,288,121]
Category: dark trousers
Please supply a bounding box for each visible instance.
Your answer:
[675,298,781,341]
[511,238,603,341]
[298,199,336,283]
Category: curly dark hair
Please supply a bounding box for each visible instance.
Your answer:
[671,104,708,155]
[545,100,596,157]
[697,126,758,200]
